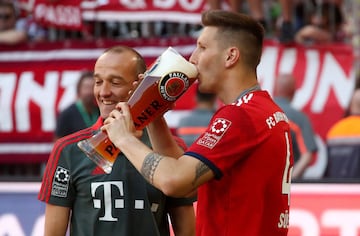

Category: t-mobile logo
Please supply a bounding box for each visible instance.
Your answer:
[91,181,145,221]
[91,181,160,221]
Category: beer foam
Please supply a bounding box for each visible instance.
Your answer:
[148,47,198,78]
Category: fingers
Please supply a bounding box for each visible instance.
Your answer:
[115,101,126,110]
[107,109,122,121]
[132,80,140,87]
[103,103,127,127]
[115,102,130,115]
[119,102,130,114]
[128,74,145,97]
[103,116,114,125]
[128,89,133,97]
[138,73,145,81]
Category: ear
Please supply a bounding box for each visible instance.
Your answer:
[225,47,240,68]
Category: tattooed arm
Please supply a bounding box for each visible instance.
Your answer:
[102,102,214,197]
[133,148,213,197]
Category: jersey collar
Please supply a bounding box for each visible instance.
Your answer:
[91,117,104,130]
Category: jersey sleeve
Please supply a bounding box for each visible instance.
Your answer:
[38,137,76,207]
[185,104,263,178]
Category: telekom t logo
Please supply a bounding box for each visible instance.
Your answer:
[91,181,145,222]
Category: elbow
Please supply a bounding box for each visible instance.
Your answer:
[158,174,194,198]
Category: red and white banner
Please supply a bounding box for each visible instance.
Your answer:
[80,0,208,23]
[288,184,360,236]
[28,0,208,25]
[0,39,355,178]
[33,0,83,30]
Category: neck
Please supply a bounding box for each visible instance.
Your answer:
[217,67,259,104]
[236,83,261,100]
[220,81,260,104]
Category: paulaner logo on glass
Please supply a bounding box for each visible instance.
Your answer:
[159,71,190,101]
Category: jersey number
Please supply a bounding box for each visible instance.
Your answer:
[282,131,292,206]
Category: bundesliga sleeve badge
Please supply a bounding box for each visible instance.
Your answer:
[197,118,232,149]
[51,166,70,198]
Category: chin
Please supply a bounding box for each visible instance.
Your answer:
[100,108,114,118]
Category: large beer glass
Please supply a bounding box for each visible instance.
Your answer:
[77,47,198,173]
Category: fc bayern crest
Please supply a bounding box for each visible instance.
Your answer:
[159,71,190,101]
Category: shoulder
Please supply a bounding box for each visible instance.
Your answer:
[53,128,94,152]
[225,90,276,115]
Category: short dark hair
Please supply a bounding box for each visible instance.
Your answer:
[201,10,264,69]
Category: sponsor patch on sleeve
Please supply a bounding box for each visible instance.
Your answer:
[196,118,232,149]
[51,166,70,198]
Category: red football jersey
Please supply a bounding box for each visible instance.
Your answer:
[185,90,293,236]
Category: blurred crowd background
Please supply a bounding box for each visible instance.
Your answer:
[0,0,356,45]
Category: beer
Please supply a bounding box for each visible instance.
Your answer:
[78,47,198,173]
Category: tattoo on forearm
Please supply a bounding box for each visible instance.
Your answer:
[141,152,163,184]
[193,162,210,186]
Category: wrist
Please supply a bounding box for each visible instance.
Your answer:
[115,133,137,150]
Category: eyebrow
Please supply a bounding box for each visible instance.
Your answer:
[93,73,127,83]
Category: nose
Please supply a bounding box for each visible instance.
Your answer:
[99,82,112,97]
[189,50,197,65]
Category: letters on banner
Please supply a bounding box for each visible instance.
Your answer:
[33,0,83,30]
